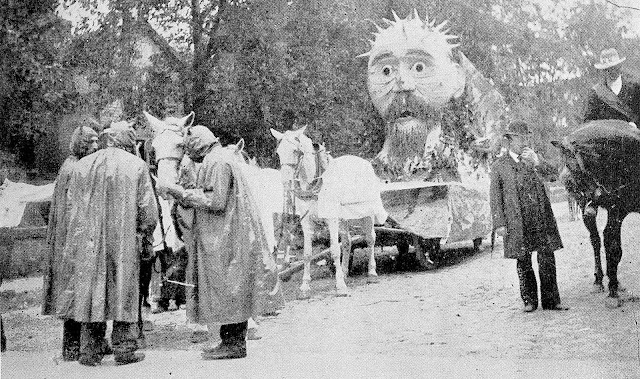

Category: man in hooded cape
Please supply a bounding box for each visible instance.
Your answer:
[42,123,99,361]
[56,123,158,366]
[164,125,278,360]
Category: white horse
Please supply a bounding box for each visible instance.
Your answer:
[270,126,388,297]
[142,111,195,312]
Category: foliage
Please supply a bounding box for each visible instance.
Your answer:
[0,0,75,167]
[7,0,640,170]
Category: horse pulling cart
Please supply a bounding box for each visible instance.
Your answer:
[278,179,492,280]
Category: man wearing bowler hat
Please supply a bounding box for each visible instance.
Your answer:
[584,48,640,126]
[490,121,568,313]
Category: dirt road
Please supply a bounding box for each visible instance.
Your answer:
[2,203,640,378]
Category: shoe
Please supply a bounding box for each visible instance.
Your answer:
[201,343,246,360]
[115,352,145,365]
[523,304,536,313]
[78,355,102,366]
[544,304,570,311]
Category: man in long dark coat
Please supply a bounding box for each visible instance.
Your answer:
[584,48,640,125]
[163,125,278,360]
[57,123,157,366]
[42,124,99,361]
[490,121,568,313]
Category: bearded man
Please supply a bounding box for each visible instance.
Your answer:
[56,123,157,366]
[163,125,277,360]
[42,123,100,361]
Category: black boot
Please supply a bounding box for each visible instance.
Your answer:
[201,321,247,360]
[62,319,81,361]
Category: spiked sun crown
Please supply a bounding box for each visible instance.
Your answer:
[360,10,459,66]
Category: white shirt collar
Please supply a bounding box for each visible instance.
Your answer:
[509,150,520,163]
[609,75,622,95]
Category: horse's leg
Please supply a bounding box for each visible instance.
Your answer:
[363,216,378,278]
[603,208,625,307]
[583,208,604,292]
[339,221,351,278]
[328,218,348,295]
[299,216,313,299]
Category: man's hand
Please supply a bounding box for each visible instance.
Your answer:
[494,226,506,237]
[520,147,540,166]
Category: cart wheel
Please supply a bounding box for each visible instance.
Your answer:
[473,238,482,254]
[414,236,440,270]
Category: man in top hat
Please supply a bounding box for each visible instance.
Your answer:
[584,48,640,125]
[490,121,568,313]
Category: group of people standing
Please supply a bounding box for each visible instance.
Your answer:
[41,119,277,366]
[490,47,640,313]
[4,45,638,366]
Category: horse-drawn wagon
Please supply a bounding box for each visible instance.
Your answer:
[375,180,491,269]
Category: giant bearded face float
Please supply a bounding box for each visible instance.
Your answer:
[362,10,467,181]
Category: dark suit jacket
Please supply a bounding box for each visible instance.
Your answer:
[584,75,640,123]
[490,154,563,259]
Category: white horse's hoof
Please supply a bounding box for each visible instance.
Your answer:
[298,290,311,300]
[605,297,622,309]
[335,288,349,297]
[367,275,379,284]
[591,283,605,293]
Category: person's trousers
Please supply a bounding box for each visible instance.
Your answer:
[220,321,248,347]
[80,321,137,362]
[516,249,561,309]
[62,319,82,360]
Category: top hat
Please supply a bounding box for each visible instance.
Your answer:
[503,121,531,136]
[594,48,626,70]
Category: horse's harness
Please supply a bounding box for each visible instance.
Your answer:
[273,141,328,252]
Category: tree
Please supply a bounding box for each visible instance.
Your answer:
[0,0,74,167]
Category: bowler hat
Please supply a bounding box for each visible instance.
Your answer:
[503,121,532,136]
[594,48,626,70]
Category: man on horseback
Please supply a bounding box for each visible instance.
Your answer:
[584,48,640,126]
[162,125,278,360]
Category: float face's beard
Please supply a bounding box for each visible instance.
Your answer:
[384,92,438,125]
[384,93,442,161]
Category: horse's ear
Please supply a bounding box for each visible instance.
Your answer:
[182,112,195,128]
[296,125,307,135]
[143,111,164,133]
[236,138,245,152]
[270,128,284,140]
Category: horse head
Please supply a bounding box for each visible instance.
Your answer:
[144,110,195,190]
[270,126,331,200]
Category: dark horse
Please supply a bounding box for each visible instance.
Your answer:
[553,119,640,306]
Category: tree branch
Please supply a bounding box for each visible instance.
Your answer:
[605,0,640,12]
